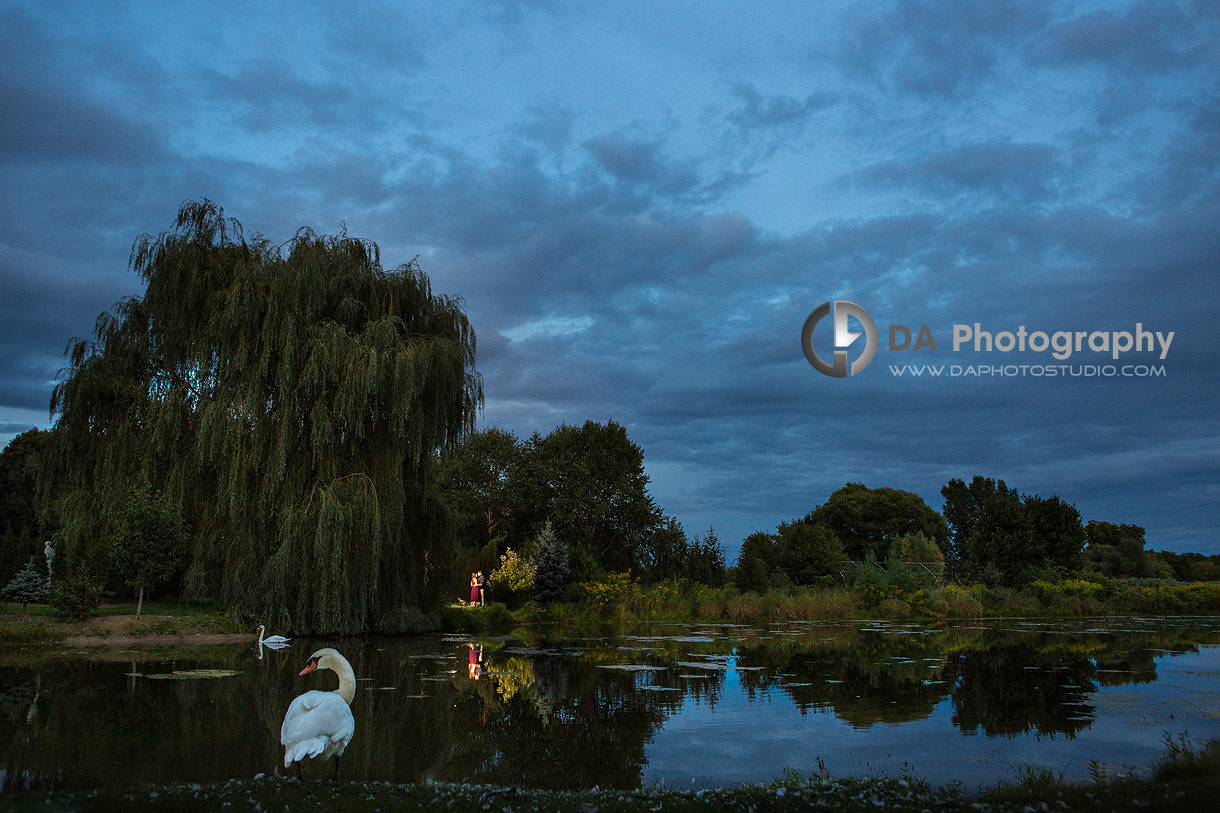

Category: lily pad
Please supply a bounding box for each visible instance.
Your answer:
[143,669,241,680]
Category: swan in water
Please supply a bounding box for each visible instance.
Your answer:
[257,624,291,645]
[281,648,356,780]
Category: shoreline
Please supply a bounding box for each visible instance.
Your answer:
[4,747,1218,813]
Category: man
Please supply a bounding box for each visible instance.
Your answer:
[476,571,486,606]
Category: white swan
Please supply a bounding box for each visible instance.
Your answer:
[281,648,356,779]
[257,624,291,645]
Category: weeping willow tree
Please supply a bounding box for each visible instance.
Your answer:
[44,200,482,632]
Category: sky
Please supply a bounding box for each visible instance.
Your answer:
[1,0,1217,557]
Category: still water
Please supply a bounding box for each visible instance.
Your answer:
[2,617,1218,792]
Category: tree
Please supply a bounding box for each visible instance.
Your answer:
[776,522,845,587]
[805,483,948,561]
[687,527,727,587]
[109,485,186,615]
[44,200,482,633]
[521,421,661,576]
[884,532,945,589]
[0,428,50,534]
[735,531,778,592]
[941,476,1036,585]
[434,427,523,549]
[0,428,51,584]
[2,561,46,609]
[1084,521,1171,578]
[531,520,570,602]
[641,517,689,582]
[1024,494,1086,572]
[942,477,1088,584]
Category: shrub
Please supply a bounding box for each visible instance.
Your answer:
[49,577,102,621]
[488,549,537,609]
[942,584,984,619]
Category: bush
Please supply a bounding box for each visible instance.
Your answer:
[488,549,536,609]
[49,577,102,620]
[941,584,984,619]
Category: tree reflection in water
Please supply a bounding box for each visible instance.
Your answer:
[0,619,1216,791]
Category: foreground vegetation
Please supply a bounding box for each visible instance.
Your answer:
[4,737,1216,812]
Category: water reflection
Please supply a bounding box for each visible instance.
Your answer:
[0,618,1217,792]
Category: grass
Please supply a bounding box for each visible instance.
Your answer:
[527,575,1220,628]
[4,738,1217,812]
[0,599,244,643]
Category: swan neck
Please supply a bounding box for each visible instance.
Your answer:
[332,658,356,705]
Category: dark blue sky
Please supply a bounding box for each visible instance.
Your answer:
[2,1,1217,556]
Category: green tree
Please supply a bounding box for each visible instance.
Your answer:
[1024,494,1086,571]
[0,428,50,536]
[941,476,1036,585]
[434,427,523,549]
[531,520,570,602]
[884,532,945,590]
[776,521,845,587]
[734,531,778,592]
[641,516,688,582]
[0,429,51,583]
[521,420,661,576]
[110,485,187,615]
[806,482,948,561]
[687,527,727,587]
[1084,521,1171,578]
[2,560,46,609]
[44,200,482,633]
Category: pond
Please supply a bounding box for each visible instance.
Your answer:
[2,617,1218,793]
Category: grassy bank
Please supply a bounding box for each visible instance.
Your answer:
[0,600,245,643]
[4,737,1216,812]
[505,574,1220,629]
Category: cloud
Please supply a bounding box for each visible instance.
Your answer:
[838,0,1052,100]
[1029,2,1201,72]
[583,132,699,196]
[0,0,1216,557]
[853,142,1063,203]
[729,83,833,130]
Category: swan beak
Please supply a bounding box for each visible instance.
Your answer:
[299,658,318,676]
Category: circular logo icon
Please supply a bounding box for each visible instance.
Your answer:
[801,300,879,377]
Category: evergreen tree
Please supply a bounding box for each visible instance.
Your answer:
[687,527,727,586]
[531,521,570,602]
[44,200,482,633]
[2,561,46,609]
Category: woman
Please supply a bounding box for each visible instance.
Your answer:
[469,572,479,605]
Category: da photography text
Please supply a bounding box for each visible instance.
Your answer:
[802,300,1173,380]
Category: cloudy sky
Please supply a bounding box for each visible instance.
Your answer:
[2,1,1217,556]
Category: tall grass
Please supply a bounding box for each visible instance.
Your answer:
[538,572,1220,628]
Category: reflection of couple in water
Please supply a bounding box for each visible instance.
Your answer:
[467,643,484,680]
